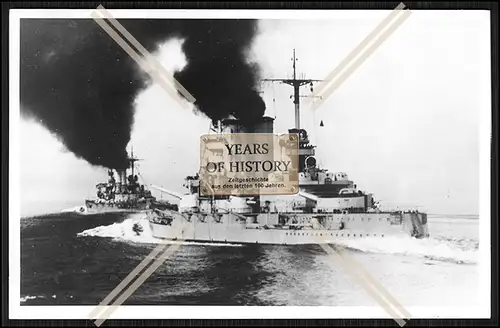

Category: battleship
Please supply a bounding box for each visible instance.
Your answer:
[64,148,159,214]
[142,50,430,245]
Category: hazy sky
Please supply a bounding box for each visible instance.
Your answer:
[18,10,490,216]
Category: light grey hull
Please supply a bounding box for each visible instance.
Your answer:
[148,212,429,245]
[84,206,146,215]
[83,200,150,215]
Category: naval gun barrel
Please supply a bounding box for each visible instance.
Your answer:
[298,190,319,202]
[150,184,184,200]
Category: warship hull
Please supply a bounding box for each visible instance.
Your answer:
[84,200,150,214]
[148,211,429,245]
[84,206,148,215]
[61,200,152,215]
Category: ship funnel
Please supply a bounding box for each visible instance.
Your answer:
[115,169,127,193]
[217,116,275,212]
[220,116,274,134]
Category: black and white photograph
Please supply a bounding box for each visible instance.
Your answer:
[8,4,492,323]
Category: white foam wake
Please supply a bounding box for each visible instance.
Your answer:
[61,205,87,214]
[78,215,479,263]
[334,235,478,264]
[77,215,242,247]
[20,295,45,303]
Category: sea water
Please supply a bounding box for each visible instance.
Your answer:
[20,212,479,307]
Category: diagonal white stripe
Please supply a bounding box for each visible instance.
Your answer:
[321,244,408,326]
[310,2,407,99]
[88,241,169,319]
[95,5,196,104]
[93,242,183,326]
[310,220,412,324]
[91,11,191,109]
[311,8,411,111]
[334,245,412,319]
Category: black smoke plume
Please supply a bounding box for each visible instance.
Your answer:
[20,19,265,169]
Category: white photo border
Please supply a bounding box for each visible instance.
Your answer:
[9,8,492,321]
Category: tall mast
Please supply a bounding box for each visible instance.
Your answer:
[131,145,134,176]
[128,144,142,177]
[262,49,322,130]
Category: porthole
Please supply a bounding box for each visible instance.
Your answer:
[353,234,356,237]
